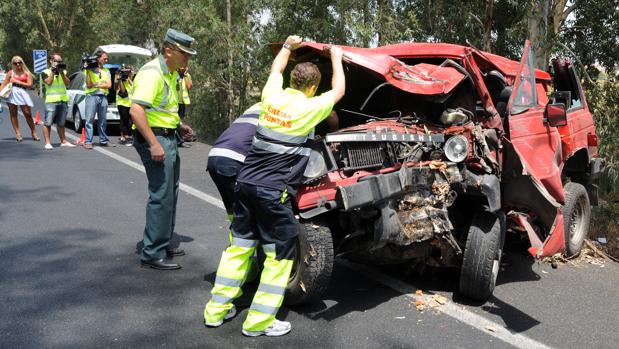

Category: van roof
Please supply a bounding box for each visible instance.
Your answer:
[96,45,153,57]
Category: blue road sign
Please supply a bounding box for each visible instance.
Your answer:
[33,50,47,74]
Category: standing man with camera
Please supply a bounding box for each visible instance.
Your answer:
[83,50,112,149]
[115,65,135,145]
[130,28,196,270]
[41,53,75,149]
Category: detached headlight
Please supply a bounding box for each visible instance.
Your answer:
[304,149,327,179]
[444,135,468,162]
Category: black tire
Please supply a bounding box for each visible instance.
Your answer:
[459,210,506,302]
[563,182,591,257]
[73,108,82,132]
[284,222,334,305]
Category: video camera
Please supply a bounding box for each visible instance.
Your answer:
[81,53,99,70]
[51,61,66,74]
[118,66,132,80]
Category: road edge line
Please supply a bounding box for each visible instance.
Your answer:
[62,129,226,210]
[339,260,553,349]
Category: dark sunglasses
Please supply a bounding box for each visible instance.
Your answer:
[13,61,23,65]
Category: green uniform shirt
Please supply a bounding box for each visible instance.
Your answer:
[42,68,68,103]
[84,68,111,95]
[131,55,180,129]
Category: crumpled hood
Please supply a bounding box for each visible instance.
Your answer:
[298,42,467,96]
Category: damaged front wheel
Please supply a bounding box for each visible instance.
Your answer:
[563,182,591,257]
[459,210,506,302]
[284,222,334,305]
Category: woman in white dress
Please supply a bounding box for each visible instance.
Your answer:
[0,56,39,141]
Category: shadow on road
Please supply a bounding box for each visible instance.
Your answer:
[134,232,195,256]
[284,240,544,335]
[0,227,204,348]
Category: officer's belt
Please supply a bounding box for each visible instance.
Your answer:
[134,127,177,143]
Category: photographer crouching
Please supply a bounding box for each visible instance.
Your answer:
[41,53,75,149]
[115,64,135,145]
[82,50,113,149]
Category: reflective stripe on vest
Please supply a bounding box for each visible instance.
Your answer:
[233,117,259,126]
[256,125,310,144]
[252,137,311,157]
[208,147,247,163]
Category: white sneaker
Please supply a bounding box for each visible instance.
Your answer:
[60,142,76,148]
[242,320,292,337]
[204,305,236,328]
[44,144,53,150]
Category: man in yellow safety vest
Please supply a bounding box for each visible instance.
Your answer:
[203,35,345,337]
[41,53,76,149]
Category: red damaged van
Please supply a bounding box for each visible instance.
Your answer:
[278,40,603,303]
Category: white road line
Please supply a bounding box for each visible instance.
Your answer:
[62,129,225,210]
[62,128,552,349]
[340,261,553,349]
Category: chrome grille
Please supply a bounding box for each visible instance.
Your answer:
[343,142,383,171]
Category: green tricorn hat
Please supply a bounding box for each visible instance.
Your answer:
[164,28,197,55]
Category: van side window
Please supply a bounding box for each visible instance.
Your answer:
[551,58,584,110]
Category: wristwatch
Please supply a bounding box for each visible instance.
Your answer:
[282,43,292,51]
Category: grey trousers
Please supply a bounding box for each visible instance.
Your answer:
[134,134,180,261]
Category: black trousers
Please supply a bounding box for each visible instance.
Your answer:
[118,105,132,135]
[207,156,243,214]
[231,182,298,260]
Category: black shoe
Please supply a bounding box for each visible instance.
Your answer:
[99,142,116,147]
[166,247,186,257]
[140,258,181,270]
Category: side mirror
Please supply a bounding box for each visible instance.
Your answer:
[545,103,567,127]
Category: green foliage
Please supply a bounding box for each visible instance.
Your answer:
[584,78,619,189]
[0,0,617,153]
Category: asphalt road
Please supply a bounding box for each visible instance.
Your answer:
[1,94,618,349]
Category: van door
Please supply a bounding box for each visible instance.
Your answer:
[502,40,565,257]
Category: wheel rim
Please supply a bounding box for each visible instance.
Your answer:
[568,195,588,246]
[74,111,81,131]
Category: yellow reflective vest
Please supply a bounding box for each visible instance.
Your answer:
[179,72,191,105]
[43,68,68,103]
[84,67,111,95]
[116,80,133,107]
[131,55,180,129]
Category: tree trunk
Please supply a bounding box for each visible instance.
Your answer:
[527,0,571,69]
[226,0,235,125]
[483,0,493,52]
[527,0,549,69]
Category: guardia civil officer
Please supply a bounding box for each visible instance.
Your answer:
[42,53,76,149]
[203,35,345,336]
[130,29,196,270]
